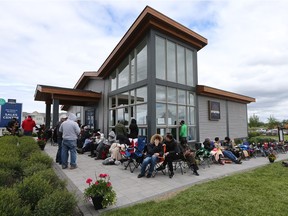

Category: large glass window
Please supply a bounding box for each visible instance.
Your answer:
[118,56,129,89]
[156,103,166,125]
[156,85,166,102]
[167,104,176,126]
[155,35,195,87]
[178,105,186,121]
[167,87,177,103]
[177,45,185,84]
[110,70,117,91]
[118,92,129,106]
[130,51,135,84]
[186,49,194,86]
[136,104,147,124]
[136,40,147,82]
[155,36,166,79]
[188,106,195,125]
[136,86,147,104]
[178,90,186,105]
[167,40,176,82]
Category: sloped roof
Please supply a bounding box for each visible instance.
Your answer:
[95,6,207,79]
[34,85,101,109]
[196,85,256,104]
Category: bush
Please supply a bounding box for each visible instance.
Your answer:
[0,187,31,216]
[0,136,19,146]
[26,152,53,168]
[17,138,39,159]
[36,169,66,190]
[23,163,50,177]
[0,168,18,187]
[248,131,261,138]
[34,190,77,216]
[17,174,54,210]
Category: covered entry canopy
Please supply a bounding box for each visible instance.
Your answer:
[34,84,101,127]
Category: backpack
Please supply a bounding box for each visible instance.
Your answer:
[102,157,115,165]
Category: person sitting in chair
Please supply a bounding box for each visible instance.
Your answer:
[138,134,163,179]
[157,133,199,178]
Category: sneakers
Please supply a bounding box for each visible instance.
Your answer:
[169,172,174,178]
[156,165,165,171]
[146,173,152,178]
[138,173,145,178]
[70,165,77,170]
[62,165,68,169]
[114,160,121,165]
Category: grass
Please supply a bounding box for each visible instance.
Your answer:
[102,162,288,216]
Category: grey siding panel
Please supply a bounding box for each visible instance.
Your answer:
[228,101,248,139]
[198,96,227,142]
[198,95,249,142]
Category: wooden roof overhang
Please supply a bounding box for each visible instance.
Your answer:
[96,6,208,79]
[34,85,101,108]
[196,85,256,104]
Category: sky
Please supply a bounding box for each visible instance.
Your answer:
[0,0,287,123]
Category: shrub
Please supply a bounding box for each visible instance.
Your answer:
[0,136,19,146]
[0,187,31,216]
[26,152,53,168]
[36,169,66,190]
[23,163,50,177]
[17,174,54,210]
[17,138,39,159]
[0,168,18,187]
[34,190,77,216]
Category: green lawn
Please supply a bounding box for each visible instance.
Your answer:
[102,162,288,216]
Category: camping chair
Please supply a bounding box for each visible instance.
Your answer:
[152,144,167,177]
[122,136,147,173]
[195,147,212,169]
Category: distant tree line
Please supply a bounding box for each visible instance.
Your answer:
[248,114,288,129]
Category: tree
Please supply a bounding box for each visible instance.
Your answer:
[249,114,262,128]
[267,115,280,129]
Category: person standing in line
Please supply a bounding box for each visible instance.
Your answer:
[21,115,37,136]
[179,120,187,146]
[55,115,67,165]
[59,113,80,169]
[115,120,128,138]
[128,119,139,139]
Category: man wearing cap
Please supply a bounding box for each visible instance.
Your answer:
[59,113,80,169]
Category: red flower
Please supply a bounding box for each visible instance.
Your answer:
[99,173,108,178]
[107,182,112,187]
[86,178,93,185]
[95,181,99,185]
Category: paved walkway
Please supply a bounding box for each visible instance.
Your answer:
[44,143,288,216]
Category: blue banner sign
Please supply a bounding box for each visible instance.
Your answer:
[0,103,22,127]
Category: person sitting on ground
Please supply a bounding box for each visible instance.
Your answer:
[77,134,94,154]
[94,129,116,160]
[138,134,164,179]
[89,131,105,157]
[221,137,242,164]
[157,133,199,178]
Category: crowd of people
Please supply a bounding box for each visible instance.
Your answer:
[7,115,255,178]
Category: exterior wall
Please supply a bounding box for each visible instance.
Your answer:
[227,101,248,139]
[198,95,248,142]
[198,96,227,142]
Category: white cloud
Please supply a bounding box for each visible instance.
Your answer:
[0,0,287,123]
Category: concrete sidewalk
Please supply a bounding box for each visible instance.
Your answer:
[44,143,288,216]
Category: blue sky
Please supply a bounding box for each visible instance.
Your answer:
[0,0,288,122]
